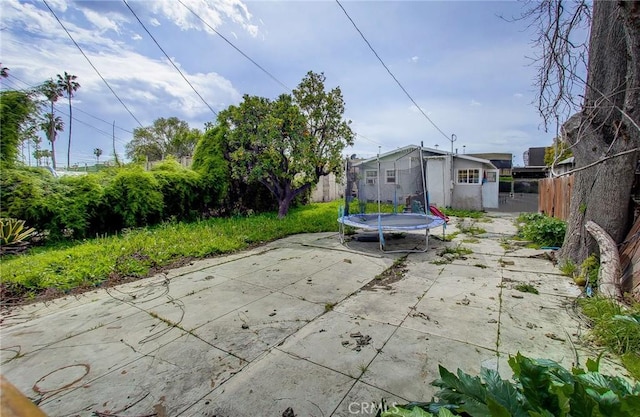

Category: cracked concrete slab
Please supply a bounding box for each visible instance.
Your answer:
[188,349,355,417]
[1,216,633,417]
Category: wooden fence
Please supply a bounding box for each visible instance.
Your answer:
[538,175,574,220]
[620,214,640,300]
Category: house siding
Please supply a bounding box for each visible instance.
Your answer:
[452,158,484,211]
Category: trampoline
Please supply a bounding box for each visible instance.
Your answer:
[339,213,445,231]
[338,146,447,253]
[338,212,446,253]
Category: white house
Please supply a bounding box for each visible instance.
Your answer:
[354,145,499,211]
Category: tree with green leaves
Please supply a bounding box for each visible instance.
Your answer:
[40,113,64,168]
[57,72,80,169]
[34,149,52,166]
[1,89,39,166]
[40,79,63,169]
[544,136,573,168]
[126,117,197,162]
[217,71,354,217]
[94,148,103,164]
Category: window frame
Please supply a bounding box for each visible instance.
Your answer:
[365,169,378,185]
[385,169,396,184]
[457,168,481,184]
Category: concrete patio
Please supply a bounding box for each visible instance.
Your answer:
[0,214,630,416]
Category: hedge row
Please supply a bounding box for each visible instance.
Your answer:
[0,159,276,241]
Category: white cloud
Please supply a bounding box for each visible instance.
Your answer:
[148,0,259,37]
[470,100,481,106]
[80,9,127,33]
[513,93,524,98]
[149,17,161,27]
[132,33,143,40]
[410,56,419,63]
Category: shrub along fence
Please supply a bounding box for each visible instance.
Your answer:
[539,175,573,220]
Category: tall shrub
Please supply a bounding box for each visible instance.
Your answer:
[0,167,56,230]
[150,158,205,221]
[102,167,163,229]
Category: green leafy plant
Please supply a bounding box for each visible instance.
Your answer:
[102,167,164,229]
[380,353,640,417]
[517,213,566,247]
[577,254,599,287]
[0,218,36,246]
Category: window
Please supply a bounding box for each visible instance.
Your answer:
[385,169,396,184]
[486,171,497,182]
[457,168,480,184]
[365,170,378,185]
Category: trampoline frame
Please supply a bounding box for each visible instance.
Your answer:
[338,212,446,253]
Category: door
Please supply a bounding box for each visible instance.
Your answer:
[426,157,448,207]
[481,169,500,208]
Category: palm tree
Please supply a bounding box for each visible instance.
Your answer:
[40,79,63,167]
[57,72,80,169]
[94,147,103,164]
[40,113,64,169]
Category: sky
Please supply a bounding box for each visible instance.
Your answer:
[0,0,590,167]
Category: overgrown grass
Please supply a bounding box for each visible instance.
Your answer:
[1,201,342,299]
[579,296,640,380]
[441,207,485,219]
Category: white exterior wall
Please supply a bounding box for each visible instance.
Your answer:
[452,158,484,211]
[425,156,451,207]
[310,172,345,202]
[355,147,498,211]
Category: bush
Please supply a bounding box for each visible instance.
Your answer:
[150,159,205,221]
[517,212,566,247]
[0,167,57,232]
[192,126,231,208]
[381,353,640,416]
[102,167,164,229]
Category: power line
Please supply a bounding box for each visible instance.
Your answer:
[52,104,129,146]
[7,73,135,135]
[335,0,451,141]
[123,0,219,117]
[177,0,291,92]
[73,107,134,135]
[177,1,383,148]
[42,0,144,128]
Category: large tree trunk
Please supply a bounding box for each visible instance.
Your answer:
[558,1,640,267]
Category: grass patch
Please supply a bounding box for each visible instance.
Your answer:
[458,224,487,236]
[559,260,577,277]
[1,201,342,301]
[432,244,473,265]
[579,296,640,380]
[440,245,473,256]
[441,207,485,219]
[514,283,539,294]
[462,237,480,244]
[440,231,459,242]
